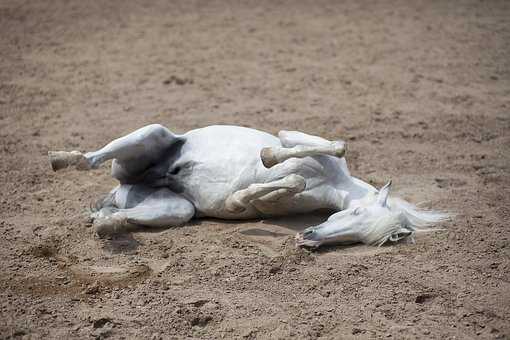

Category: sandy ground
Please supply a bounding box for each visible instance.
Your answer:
[1,0,509,339]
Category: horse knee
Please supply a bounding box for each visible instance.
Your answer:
[141,124,171,142]
[150,193,195,226]
[277,130,331,147]
[165,200,194,222]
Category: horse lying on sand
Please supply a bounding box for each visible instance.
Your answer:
[48,124,448,247]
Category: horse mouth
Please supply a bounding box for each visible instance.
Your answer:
[295,232,322,248]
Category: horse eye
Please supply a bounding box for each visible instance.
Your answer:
[352,208,362,216]
[169,166,181,175]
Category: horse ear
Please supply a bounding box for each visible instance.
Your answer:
[377,180,392,207]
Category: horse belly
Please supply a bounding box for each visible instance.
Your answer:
[175,126,348,219]
[178,126,281,218]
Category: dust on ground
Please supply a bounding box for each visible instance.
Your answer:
[1,0,509,339]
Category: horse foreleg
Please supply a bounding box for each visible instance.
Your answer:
[261,130,346,168]
[48,124,179,172]
[225,174,306,213]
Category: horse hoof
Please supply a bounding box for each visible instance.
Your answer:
[93,211,134,239]
[260,147,279,168]
[94,221,115,239]
[332,141,346,158]
[93,216,124,238]
[48,150,90,171]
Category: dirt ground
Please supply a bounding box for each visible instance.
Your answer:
[1,0,509,339]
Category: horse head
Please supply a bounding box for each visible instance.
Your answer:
[296,181,449,247]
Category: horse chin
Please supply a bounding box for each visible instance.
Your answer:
[295,232,359,248]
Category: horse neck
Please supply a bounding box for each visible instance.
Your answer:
[338,177,378,210]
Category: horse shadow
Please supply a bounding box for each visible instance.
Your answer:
[101,209,380,255]
[101,233,141,255]
[182,209,332,234]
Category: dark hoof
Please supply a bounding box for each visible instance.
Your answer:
[260,148,279,168]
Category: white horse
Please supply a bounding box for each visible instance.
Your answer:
[49,124,447,247]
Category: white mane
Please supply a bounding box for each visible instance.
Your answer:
[361,197,450,247]
[388,197,450,230]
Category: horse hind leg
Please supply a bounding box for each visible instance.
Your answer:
[48,124,179,173]
[225,174,306,213]
[93,185,195,238]
[260,130,346,168]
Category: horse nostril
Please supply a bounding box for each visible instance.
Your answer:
[169,166,181,175]
[303,229,315,237]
